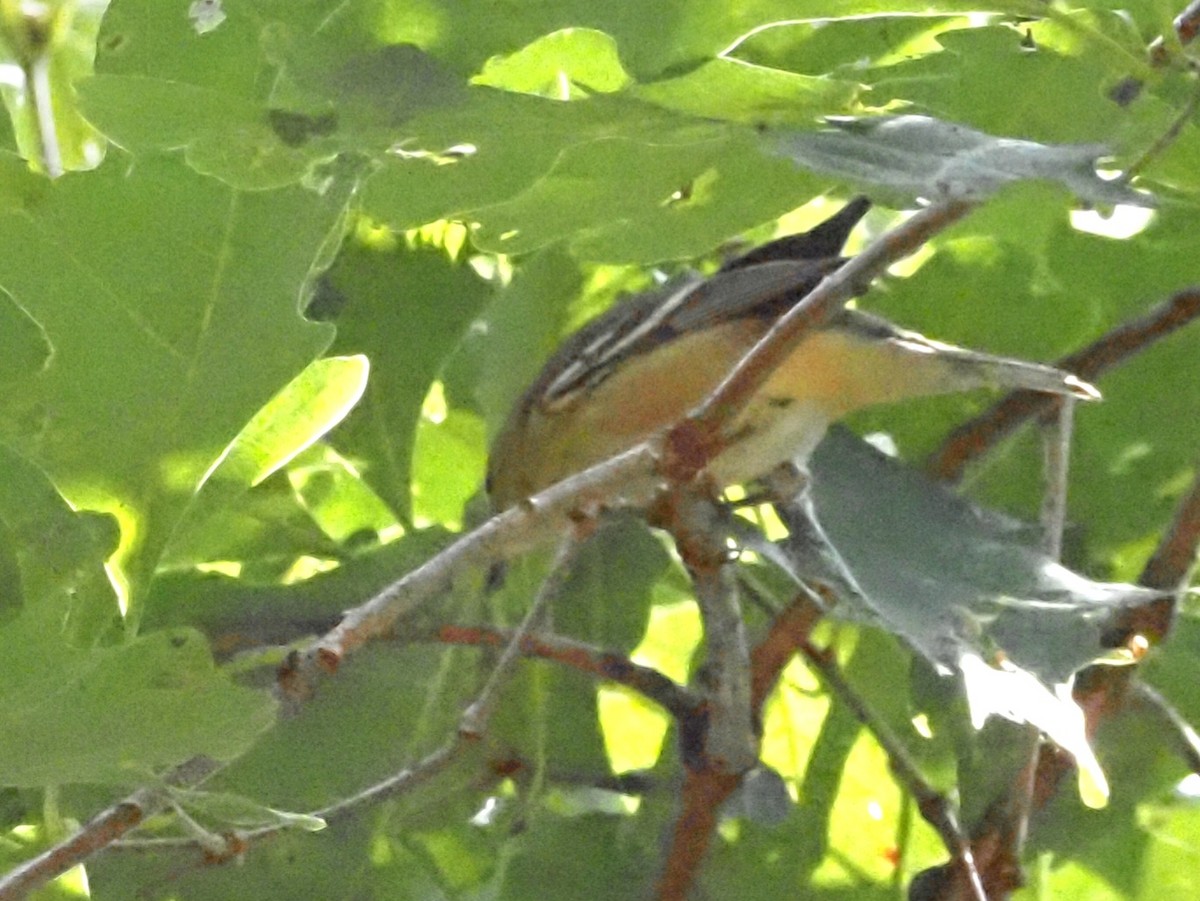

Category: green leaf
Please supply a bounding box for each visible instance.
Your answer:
[412,404,487,530]
[208,355,369,490]
[86,3,468,188]
[862,21,1155,147]
[0,153,351,602]
[323,239,492,523]
[633,56,859,125]
[363,89,825,261]
[0,443,118,642]
[163,355,370,564]
[0,618,275,786]
[286,443,403,546]
[360,89,700,233]
[810,429,1161,685]
[473,28,631,97]
[469,127,823,262]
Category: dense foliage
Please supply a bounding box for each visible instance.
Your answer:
[1,1,1199,899]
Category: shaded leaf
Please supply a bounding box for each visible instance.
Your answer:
[0,285,51,385]
[809,428,1163,684]
[497,813,658,901]
[0,444,118,641]
[324,240,491,524]
[769,115,1153,205]
[0,615,275,786]
[0,451,273,788]
[0,153,350,600]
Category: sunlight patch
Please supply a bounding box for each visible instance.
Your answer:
[1071,205,1155,239]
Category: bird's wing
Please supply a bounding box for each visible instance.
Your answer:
[536,258,849,411]
[530,197,872,412]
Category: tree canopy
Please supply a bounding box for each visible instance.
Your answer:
[1,1,1200,900]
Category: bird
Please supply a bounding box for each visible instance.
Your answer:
[486,198,1098,511]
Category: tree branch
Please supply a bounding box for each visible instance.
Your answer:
[435,624,702,720]
[278,442,663,704]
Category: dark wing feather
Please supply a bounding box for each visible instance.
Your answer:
[532,198,871,411]
[719,196,871,272]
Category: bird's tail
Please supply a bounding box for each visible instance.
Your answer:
[835,309,1100,403]
[919,341,1099,400]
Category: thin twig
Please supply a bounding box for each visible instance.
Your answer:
[0,756,221,901]
[460,536,580,737]
[1148,0,1200,63]
[1121,86,1200,181]
[1016,396,1078,889]
[1039,399,1077,559]
[113,539,588,865]
[748,590,825,709]
[26,55,62,178]
[1134,682,1200,774]
[434,624,702,720]
[296,536,586,826]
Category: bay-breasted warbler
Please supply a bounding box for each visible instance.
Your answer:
[487,198,1097,511]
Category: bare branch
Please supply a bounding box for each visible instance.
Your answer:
[0,757,222,901]
[1141,463,1200,595]
[1148,0,1200,63]
[435,624,702,720]
[278,442,662,704]
[749,591,824,710]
